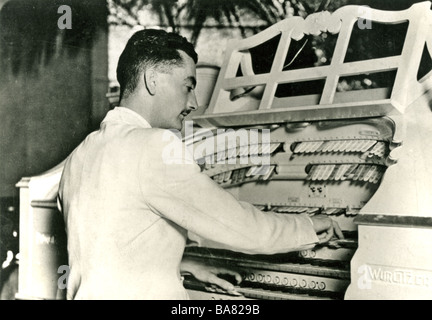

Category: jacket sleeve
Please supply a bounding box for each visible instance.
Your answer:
[139,129,319,255]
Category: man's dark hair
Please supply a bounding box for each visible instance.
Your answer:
[116,29,198,101]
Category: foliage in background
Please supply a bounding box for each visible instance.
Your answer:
[108,0,333,44]
[108,0,431,92]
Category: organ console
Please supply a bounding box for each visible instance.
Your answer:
[15,2,432,300]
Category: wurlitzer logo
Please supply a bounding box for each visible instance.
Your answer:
[357,264,432,290]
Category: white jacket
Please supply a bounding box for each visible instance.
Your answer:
[58,107,319,300]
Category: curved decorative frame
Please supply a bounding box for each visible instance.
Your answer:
[193,2,432,128]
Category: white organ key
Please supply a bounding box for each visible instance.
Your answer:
[378,142,386,157]
[239,145,249,157]
[344,140,355,152]
[249,144,259,156]
[352,139,365,152]
[312,165,324,180]
[304,141,317,153]
[246,166,257,177]
[369,141,386,158]
[346,209,359,216]
[325,208,338,215]
[236,145,242,157]
[362,140,373,151]
[216,150,225,162]
[275,207,290,213]
[293,142,304,153]
[328,164,338,180]
[204,154,212,165]
[363,165,377,181]
[352,165,365,180]
[342,164,358,180]
[372,169,384,184]
[339,140,352,152]
[333,140,345,152]
[327,164,339,180]
[232,168,245,184]
[311,165,322,181]
[307,165,317,180]
[309,141,323,153]
[319,141,331,152]
[261,143,271,155]
[369,141,382,153]
[309,141,319,153]
[356,140,369,152]
[269,142,280,154]
[360,140,377,152]
[320,165,335,180]
[307,207,320,215]
[320,141,331,152]
[347,139,361,152]
[261,165,275,180]
[335,164,351,180]
[308,141,321,153]
[230,170,239,183]
[239,168,248,182]
[301,142,313,153]
[226,147,237,159]
[296,141,309,153]
[257,143,263,155]
[205,155,215,168]
[335,140,347,152]
[314,141,326,153]
[330,140,343,152]
[326,141,338,152]
[358,165,371,181]
[223,170,232,182]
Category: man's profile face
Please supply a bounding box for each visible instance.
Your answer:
[153,51,198,130]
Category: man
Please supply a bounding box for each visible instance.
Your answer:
[58,29,343,300]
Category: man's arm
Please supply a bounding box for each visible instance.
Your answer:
[140,130,342,254]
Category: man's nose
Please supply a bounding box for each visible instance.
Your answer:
[188,91,198,111]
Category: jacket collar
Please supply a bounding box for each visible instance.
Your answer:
[101,107,152,129]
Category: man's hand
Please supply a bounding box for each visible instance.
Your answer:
[180,257,242,295]
[310,215,344,244]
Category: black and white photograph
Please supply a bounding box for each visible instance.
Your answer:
[0,0,431,306]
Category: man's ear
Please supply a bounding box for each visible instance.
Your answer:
[144,69,157,95]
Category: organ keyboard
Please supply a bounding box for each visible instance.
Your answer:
[15,2,432,300]
[180,2,432,300]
